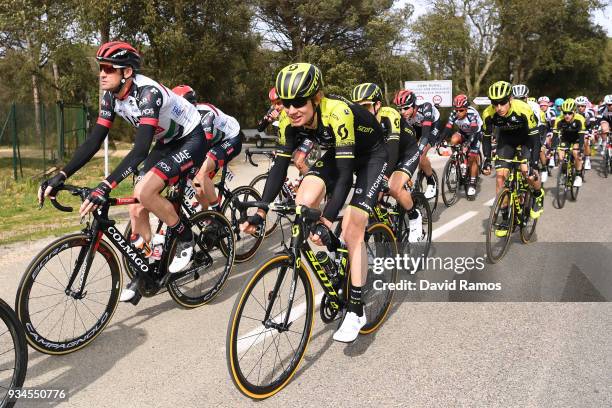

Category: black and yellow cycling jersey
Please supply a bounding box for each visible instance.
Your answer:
[482,99,539,141]
[377,106,401,142]
[553,113,586,147]
[483,99,540,170]
[262,94,386,220]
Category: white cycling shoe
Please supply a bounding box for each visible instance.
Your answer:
[333,312,366,343]
[573,175,583,187]
[584,157,591,170]
[424,182,437,199]
[540,170,548,183]
[168,237,194,273]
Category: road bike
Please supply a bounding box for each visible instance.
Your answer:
[226,201,398,399]
[16,179,234,355]
[486,153,538,263]
[441,142,482,206]
[0,298,28,408]
[555,146,581,209]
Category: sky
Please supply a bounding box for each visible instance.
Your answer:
[402,0,612,36]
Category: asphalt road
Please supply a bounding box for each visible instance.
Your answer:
[0,147,610,407]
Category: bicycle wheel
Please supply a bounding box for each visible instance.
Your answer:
[16,234,122,355]
[249,174,280,237]
[227,255,314,399]
[417,170,439,213]
[486,188,514,263]
[361,223,398,334]
[603,150,609,178]
[519,189,538,243]
[556,165,567,209]
[570,168,580,201]
[221,185,265,263]
[441,159,459,207]
[0,299,28,408]
[166,210,235,307]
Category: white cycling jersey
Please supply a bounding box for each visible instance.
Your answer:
[196,103,241,145]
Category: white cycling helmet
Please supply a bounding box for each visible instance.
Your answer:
[537,96,550,105]
[512,84,529,99]
[604,95,612,104]
[575,96,589,106]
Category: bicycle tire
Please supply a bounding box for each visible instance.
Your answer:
[402,192,432,263]
[221,185,265,263]
[249,174,279,237]
[441,158,459,207]
[556,166,567,209]
[226,255,314,399]
[167,210,235,307]
[603,150,609,178]
[519,189,538,243]
[16,233,121,355]
[0,298,28,408]
[486,188,514,263]
[570,167,580,201]
[361,223,398,334]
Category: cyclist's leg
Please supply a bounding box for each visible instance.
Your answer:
[467,133,482,197]
[494,137,514,195]
[334,148,386,343]
[136,128,207,273]
[295,149,333,208]
[194,157,217,209]
[390,138,419,210]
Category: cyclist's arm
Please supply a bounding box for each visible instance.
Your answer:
[322,108,356,221]
[385,136,399,177]
[525,110,540,167]
[439,112,456,142]
[106,124,155,186]
[481,107,494,160]
[418,104,435,149]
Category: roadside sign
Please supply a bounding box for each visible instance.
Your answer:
[404,80,452,107]
[473,96,491,106]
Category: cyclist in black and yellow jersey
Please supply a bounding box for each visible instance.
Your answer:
[351,83,424,242]
[241,63,388,343]
[553,98,587,187]
[482,81,544,237]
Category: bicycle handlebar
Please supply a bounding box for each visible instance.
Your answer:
[244,147,276,167]
[41,184,90,213]
[232,199,321,223]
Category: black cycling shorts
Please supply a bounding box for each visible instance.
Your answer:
[207,135,242,176]
[495,133,532,170]
[140,124,208,186]
[307,145,387,215]
[559,133,581,148]
[395,138,420,178]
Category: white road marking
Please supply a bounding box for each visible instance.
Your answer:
[431,211,479,240]
[483,198,495,207]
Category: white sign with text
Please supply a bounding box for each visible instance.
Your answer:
[404,80,453,107]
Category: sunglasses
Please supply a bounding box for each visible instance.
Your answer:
[455,109,467,113]
[99,65,119,74]
[563,111,574,115]
[281,97,309,109]
[398,105,413,112]
[491,99,509,107]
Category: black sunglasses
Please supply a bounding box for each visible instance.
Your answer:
[281,97,309,109]
[491,98,509,107]
[563,111,574,115]
[99,65,119,74]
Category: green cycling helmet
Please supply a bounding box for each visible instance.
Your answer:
[488,81,512,101]
[351,83,383,103]
[275,63,323,100]
[561,98,575,112]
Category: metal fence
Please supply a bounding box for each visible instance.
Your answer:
[0,102,90,180]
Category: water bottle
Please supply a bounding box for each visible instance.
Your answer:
[316,251,339,288]
[130,234,151,257]
[151,231,166,261]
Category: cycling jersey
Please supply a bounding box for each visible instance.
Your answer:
[442,106,483,137]
[580,108,597,130]
[482,99,539,169]
[541,108,557,128]
[63,74,205,187]
[596,105,612,124]
[196,103,241,146]
[98,74,200,144]
[393,118,420,177]
[377,106,401,142]
[526,100,543,127]
[554,113,586,147]
[262,95,386,220]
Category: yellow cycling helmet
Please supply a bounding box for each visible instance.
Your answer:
[351,83,383,102]
[527,97,536,103]
[561,98,576,112]
[275,63,322,99]
[488,81,512,101]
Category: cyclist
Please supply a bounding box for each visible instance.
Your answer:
[538,96,559,170]
[512,85,549,182]
[554,98,587,187]
[38,42,207,302]
[257,87,284,132]
[242,63,388,342]
[575,96,595,170]
[172,85,242,212]
[438,94,484,199]
[482,81,544,237]
[351,83,423,241]
[596,94,612,142]
[392,89,440,199]
[554,98,565,116]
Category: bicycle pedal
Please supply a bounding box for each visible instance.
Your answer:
[128,291,142,306]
